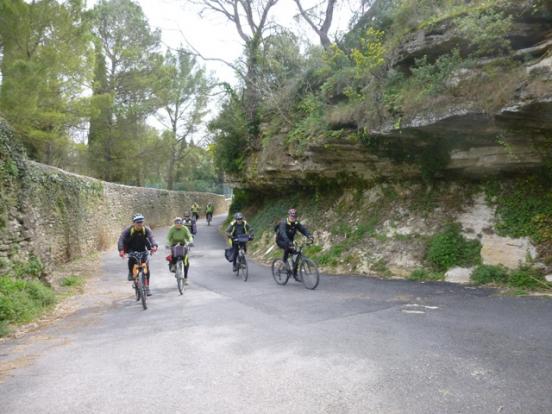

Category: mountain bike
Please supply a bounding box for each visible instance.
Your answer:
[233,234,252,282]
[128,251,149,310]
[172,243,191,295]
[271,240,319,290]
[206,212,213,226]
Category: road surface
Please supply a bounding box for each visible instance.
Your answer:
[1,215,551,413]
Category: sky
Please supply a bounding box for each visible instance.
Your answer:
[122,0,356,84]
[83,0,357,138]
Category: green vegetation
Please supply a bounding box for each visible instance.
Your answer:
[426,224,481,271]
[471,264,509,285]
[0,257,56,337]
[60,275,85,289]
[408,269,445,282]
[471,264,551,291]
[0,0,222,192]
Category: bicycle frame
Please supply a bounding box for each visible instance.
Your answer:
[128,251,149,277]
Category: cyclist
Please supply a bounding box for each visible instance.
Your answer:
[205,202,214,223]
[275,208,313,270]
[182,211,197,236]
[167,217,193,285]
[191,202,200,221]
[118,213,158,296]
[225,212,254,272]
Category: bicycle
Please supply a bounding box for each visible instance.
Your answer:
[206,212,213,226]
[233,234,251,282]
[128,251,149,310]
[172,242,191,295]
[271,240,320,290]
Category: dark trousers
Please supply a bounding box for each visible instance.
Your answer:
[231,242,247,267]
[277,240,295,262]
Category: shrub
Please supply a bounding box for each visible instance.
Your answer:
[426,223,481,271]
[409,268,444,281]
[508,267,548,290]
[0,276,56,334]
[60,275,84,288]
[471,264,509,285]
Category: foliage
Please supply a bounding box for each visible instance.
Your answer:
[470,264,509,285]
[210,92,250,175]
[426,223,481,271]
[456,8,512,57]
[0,0,92,166]
[471,264,551,291]
[60,275,85,288]
[409,268,444,281]
[0,276,56,336]
[485,177,552,243]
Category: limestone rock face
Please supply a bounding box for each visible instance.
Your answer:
[445,267,474,284]
[481,234,537,269]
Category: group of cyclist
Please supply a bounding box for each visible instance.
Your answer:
[117,204,312,296]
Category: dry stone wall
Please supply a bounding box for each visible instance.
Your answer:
[1,157,227,271]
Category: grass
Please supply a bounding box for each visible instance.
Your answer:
[470,264,552,292]
[60,275,85,288]
[426,223,481,271]
[408,268,445,281]
[0,276,57,336]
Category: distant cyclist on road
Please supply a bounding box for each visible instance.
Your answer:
[167,217,193,284]
[182,211,197,236]
[191,202,200,221]
[225,212,254,272]
[118,214,158,296]
[205,202,214,223]
[275,208,313,269]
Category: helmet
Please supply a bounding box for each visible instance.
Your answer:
[288,208,297,218]
[132,213,145,223]
[183,212,191,218]
[234,212,244,221]
[174,217,183,224]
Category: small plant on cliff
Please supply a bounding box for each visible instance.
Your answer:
[426,223,481,271]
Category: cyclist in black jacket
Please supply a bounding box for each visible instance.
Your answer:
[118,214,158,295]
[275,208,313,265]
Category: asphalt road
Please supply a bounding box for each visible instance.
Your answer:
[1,215,551,414]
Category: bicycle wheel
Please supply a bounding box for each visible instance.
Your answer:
[300,257,320,290]
[176,260,184,295]
[139,271,148,310]
[134,280,140,301]
[239,254,248,282]
[271,259,289,285]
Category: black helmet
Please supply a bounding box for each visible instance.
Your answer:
[234,212,244,221]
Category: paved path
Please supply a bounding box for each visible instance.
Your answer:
[1,215,551,413]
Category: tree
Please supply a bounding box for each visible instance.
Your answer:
[192,0,279,146]
[156,48,210,190]
[88,0,163,183]
[0,0,92,165]
[293,0,337,49]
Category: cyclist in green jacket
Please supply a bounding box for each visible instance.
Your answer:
[191,202,200,221]
[167,217,193,283]
[205,202,214,224]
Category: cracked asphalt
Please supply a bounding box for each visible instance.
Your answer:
[1,215,551,413]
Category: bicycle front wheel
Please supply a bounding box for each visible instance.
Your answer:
[139,271,148,310]
[300,257,320,290]
[134,280,140,301]
[239,255,248,282]
[176,260,184,295]
[271,259,289,285]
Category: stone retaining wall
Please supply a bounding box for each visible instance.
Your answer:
[2,159,227,271]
